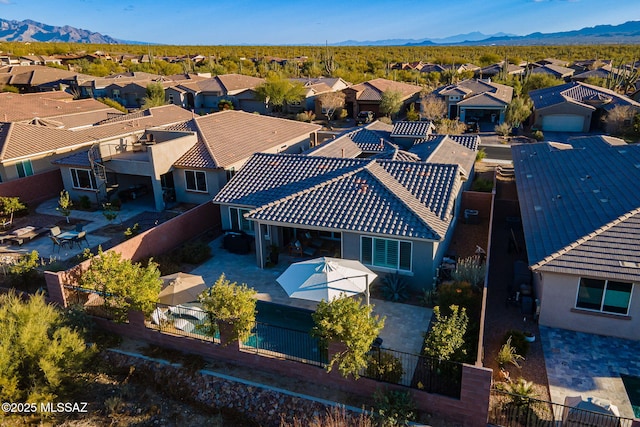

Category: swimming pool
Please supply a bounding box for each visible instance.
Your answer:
[162,301,326,364]
[621,374,640,418]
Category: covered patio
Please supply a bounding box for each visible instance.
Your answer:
[189,235,432,357]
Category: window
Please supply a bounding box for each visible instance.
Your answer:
[361,236,411,271]
[229,207,253,233]
[16,160,34,178]
[576,277,633,315]
[225,168,236,183]
[185,170,207,192]
[70,168,97,190]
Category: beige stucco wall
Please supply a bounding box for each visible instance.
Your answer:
[537,271,639,340]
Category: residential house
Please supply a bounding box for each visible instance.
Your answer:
[165,74,266,113]
[343,78,422,119]
[54,109,320,210]
[289,77,350,116]
[0,91,122,123]
[0,65,93,93]
[0,105,193,203]
[79,71,165,100]
[529,64,575,81]
[512,136,640,340]
[213,152,466,291]
[434,78,513,125]
[475,62,524,79]
[528,81,640,132]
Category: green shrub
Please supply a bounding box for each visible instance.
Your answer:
[533,130,544,141]
[496,336,525,368]
[78,195,92,210]
[378,116,392,125]
[495,122,511,136]
[178,241,212,264]
[373,388,416,426]
[502,330,530,357]
[365,351,404,384]
[295,110,316,122]
[472,177,493,192]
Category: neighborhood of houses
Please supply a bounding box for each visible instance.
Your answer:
[1,52,640,426]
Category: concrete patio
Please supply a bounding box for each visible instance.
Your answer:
[189,235,433,358]
[541,326,640,419]
[0,196,154,263]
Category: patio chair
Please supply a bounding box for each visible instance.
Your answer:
[49,235,72,252]
[71,231,89,249]
[49,226,62,237]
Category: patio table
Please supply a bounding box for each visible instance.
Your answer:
[57,231,80,240]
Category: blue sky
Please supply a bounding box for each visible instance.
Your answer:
[1,0,639,45]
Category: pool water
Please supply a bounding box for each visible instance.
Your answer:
[255,300,316,332]
[621,374,640,418]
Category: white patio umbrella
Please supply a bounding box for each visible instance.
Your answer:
[276,257,377,304]
[158,272,206,305]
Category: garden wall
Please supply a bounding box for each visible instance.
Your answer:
[0,169,63,206]
[461,191,493,219]
[91,312,492,427]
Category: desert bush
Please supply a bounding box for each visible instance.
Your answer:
[495,122,512,136]
[78,195,92,210]
[496,336,525,368]
[365,351,404,384]
[533,130,544,141]
[451,256,486,287]
[373,388,416,426]
[472,177,493,192]
[295,110,316,122]
[378,116,392,124]
[178,240,212,264]
[502,330,530,357]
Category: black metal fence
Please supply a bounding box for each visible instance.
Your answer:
[489,388,634,427]
[359,347,462,399]
[69,289,463,398]
[240,321,327,366]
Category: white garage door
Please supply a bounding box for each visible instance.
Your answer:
[542,114,585,132]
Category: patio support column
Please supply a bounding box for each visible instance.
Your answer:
[255,221,265,268]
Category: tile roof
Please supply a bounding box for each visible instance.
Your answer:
[436,79,513,104]
[0,92,120,123]
[175,110,320,169]
[349,78,422,101]
[410,135,478,177]
[214,153,458,241]
[390,121,434,138]
[512,136,640,281]
[51,149,92,167]
[0,105,194,162]
[529,81,640,111]
[530,64,575,78]
[216,74,265,93]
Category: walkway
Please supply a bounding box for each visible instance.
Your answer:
[0,197,154,263]
[189,236,433,358]
[541,326,640,418]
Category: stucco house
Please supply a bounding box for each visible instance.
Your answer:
[342,78,422,119]
[434,79,513,125]
[528,81,640,132]
[213,153,466,291]
[165,74,266,113]
[512,136,640,340]
[53,109,320,211]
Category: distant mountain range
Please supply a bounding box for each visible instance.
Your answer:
[0,19,119,44]
[335,21,640,46]
[1,18,640,46]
